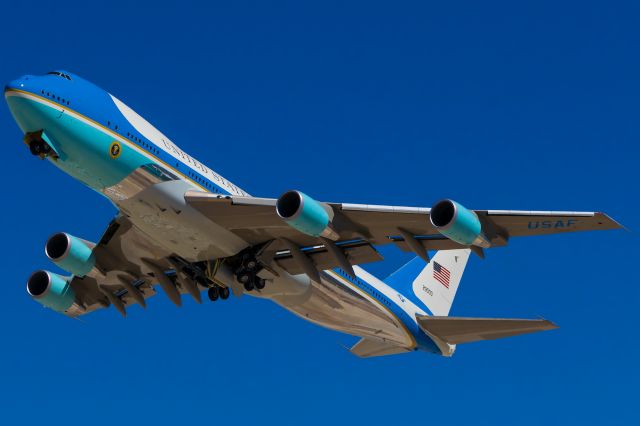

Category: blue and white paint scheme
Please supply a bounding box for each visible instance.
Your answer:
[5,71,622,357]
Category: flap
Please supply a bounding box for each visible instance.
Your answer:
[274,240,382,276]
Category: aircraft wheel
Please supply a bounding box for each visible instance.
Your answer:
[238,271,251,284]
[29,140,42,156]
[29,140,51,157]
[207,287,219,301]
[243,280,255,292]
[255,278,266,290]
[219,286,230,300]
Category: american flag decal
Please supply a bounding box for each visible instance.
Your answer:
[433,262,451,289]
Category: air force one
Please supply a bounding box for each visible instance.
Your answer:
[4,71,621,358]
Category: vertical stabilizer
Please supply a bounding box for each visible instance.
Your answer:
[413,249,470,316]
[386,249,471,316]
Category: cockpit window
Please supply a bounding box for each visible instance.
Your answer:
[46,71,72,80]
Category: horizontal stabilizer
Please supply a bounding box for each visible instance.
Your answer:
[349,338,410,358]
[416,315,558,345]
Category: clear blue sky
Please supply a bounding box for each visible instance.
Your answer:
[0,1,637,424]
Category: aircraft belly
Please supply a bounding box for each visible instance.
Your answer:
[116,180,250,261]
[277,272,413,347]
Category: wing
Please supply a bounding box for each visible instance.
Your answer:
[184,191,621,258]
[66,215,217,317]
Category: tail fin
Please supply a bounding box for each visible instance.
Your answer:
[385,249,471,316]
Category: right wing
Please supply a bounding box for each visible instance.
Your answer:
[65,215,177,316]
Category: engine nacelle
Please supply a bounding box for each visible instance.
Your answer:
[430,199,491,248]
[45,232,95,276]
[276,190,339,240]
[26,270,76,313]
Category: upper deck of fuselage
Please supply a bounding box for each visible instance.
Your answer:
[4,70,248,197]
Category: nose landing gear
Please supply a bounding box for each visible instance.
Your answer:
[29,139,51,157]
[24,131,56,159]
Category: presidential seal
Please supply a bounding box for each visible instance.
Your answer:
[109,141,122,159]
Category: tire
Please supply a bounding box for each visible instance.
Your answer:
[219,286,230,300]
[207,287,219,301]
[29,141,41,156]
[255,278,266,290]
[243,281,255,292]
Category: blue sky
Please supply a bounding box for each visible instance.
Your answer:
[0,1,637,424]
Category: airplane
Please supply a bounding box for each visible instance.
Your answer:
[4,70,622,358]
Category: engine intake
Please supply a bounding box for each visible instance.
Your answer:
[45,232,95,276]
[430,199,491,248]
[27,270,76,313]
[276,190,339,240]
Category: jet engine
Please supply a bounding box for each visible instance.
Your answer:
[26,270,76,313]
[430,199,491,248]
[276,190,339,240]
[45,232,96,276]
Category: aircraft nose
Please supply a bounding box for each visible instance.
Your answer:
[5,78,20,93]
[5,75,32,93]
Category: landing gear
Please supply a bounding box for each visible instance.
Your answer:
[219,286,230,300]
[207,286,219,301]
[168,256,234,304]
[235,253,267,292]
[237,271,253,286]
[207,285,230,302]
[243,258,258,271]
[237,269,267,292]
[25,131,53,158]
[28,139,51,157]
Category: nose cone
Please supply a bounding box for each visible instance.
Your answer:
[4,75,30,93]
[5,75,56,133]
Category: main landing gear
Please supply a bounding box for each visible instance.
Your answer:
[193,275,230,303]
[235,253,267,292]
[207,285,230,302]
